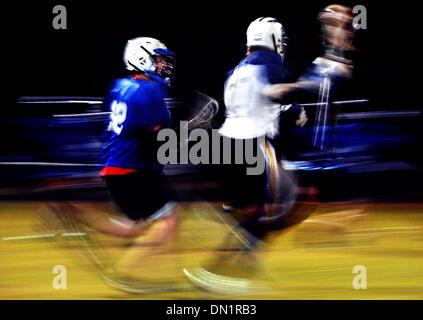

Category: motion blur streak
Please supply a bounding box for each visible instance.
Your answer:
[0,202,422,299]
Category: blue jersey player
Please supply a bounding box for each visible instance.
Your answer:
[98,37,182,292]
[42,37,181,293]
[100,37,175,221]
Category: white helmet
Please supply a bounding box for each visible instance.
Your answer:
[246,17,288,59]
[123,37,175,81]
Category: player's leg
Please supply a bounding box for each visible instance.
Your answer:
[102,170,183,292]
[38,174,154,240]
[227,137,270,245]
[184,139,316,294]
[113,204,180,274]
[63,201,149,238]
[184,138,271,294]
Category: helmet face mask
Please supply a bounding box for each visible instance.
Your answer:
[246,17,288,59]
[154,50,176,83]
[123,37,175,83]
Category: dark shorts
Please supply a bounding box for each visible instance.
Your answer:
[104,170,172,221]
[220,137,269,208]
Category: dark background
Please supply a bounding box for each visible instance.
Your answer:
[4,0,420,110]
[1,0,422,203]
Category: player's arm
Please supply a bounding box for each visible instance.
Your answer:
[263,80,321,104]
[263,64,310,127]
[262,80,311,128]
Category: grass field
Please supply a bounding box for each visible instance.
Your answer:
[0,201,422,299]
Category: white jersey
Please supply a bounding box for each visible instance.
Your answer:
[218,64,281,140]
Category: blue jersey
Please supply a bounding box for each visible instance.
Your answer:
[227,50,292,84]
[101,77,171,170]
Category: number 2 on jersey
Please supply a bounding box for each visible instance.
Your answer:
[108,100,127,135]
